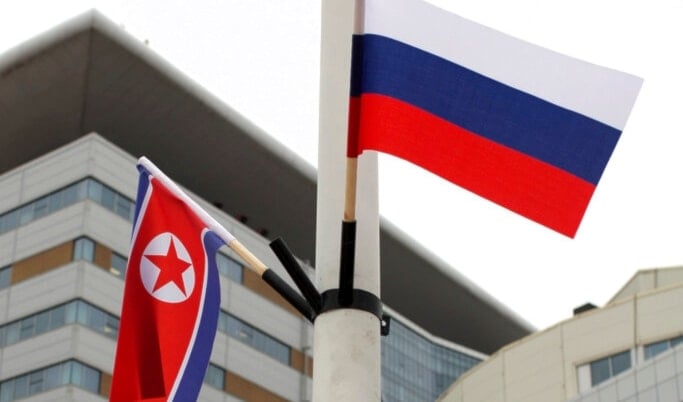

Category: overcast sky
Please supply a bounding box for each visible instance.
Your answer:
[2,1,682,330]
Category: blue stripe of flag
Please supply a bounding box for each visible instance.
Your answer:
[350,34,622,185]
[173,230,222,400]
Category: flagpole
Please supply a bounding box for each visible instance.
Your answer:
[314,0,382,401]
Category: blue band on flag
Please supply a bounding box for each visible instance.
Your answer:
[173,230,222,400]
[350,34,622,185]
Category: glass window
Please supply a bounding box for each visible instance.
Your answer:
[0,303,77,347]
[220,311,290,365]
[644,340,669,360]
[35,310,50,334]
[73,237,95,262]
[76,301,89,324]
[19,316,35,340]
[87,307,106,332]
[0,379,13,402]
[204,364,225,390]
[62,184,79,206]
[33,198,49,220]
[50,304,66,328]
[13,375,28,399]
[610,350,631,376]
[43,364,62,390]
[590,357,611,386]
[644,335,683,361]
[28,371,44,394]
[110,253,127,279]
[0,360,101,401]
[5,322,20,345]
[18,205,33,226]
[115,195,132,220]
[47,191,63,213]
[0,178,134,238]
[217,253,243,283]
[0,266,11,290]
[104,315,119,338]
[100,186,116,210]
[87,179,103,202]
[64,301,78,324]
[590,350,631,387]
[380,317,482,401]
[70,362,100,394]
[0,210,19,234]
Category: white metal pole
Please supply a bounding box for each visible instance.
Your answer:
[314,0,382,401]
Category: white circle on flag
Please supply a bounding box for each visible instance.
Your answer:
[140,232,195,303]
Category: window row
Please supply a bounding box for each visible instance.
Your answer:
[0,178,134,236]
[0,298,290,371]
[0,299,119,348]
[73,237,243,284]
[644,334,683,360]
[0,360,100,402]
[0,358,231,402]
[218,311,291,365]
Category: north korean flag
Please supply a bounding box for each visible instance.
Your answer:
[111,158,231,401]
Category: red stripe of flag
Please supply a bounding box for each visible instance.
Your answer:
[349,93,596,237]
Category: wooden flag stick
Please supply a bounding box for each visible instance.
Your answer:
[345,157,358,221]
[229,239,268,276]
[230,239,316,322]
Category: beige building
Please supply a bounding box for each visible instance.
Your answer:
[438,267,683,402]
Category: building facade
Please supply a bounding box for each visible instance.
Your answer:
[0,11,532,402]
[438,267,683,402]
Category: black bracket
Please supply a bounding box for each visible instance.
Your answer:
[321,289,390,336]
[267,235,390,336]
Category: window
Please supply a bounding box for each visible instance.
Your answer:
[0,178,134,237]
[218,311,290,365]
[0,360,100,401]
[110,253,127,279]
[381,317,482,401]
[644,340,669,360]
[644,335,683,360]
[0,266,10,290]
[85,178,134,221]
[204,364,225,390]
[0,299,119,347]
[589,350,631,386]
[73,238,95,262]
[217,253,243,283]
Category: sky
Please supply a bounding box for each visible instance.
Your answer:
[1,1,682,330]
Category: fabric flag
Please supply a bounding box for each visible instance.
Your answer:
[111,157,234,401]
[347,0,643,237]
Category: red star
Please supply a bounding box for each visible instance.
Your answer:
[145,238,192,295]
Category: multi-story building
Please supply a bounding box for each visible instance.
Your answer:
[0,11,532,401]
[438,267,683,402]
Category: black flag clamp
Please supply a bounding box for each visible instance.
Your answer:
[265,227,390,336]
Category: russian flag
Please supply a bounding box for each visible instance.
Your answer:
[111,158,234,401]
[347,0,643,237]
